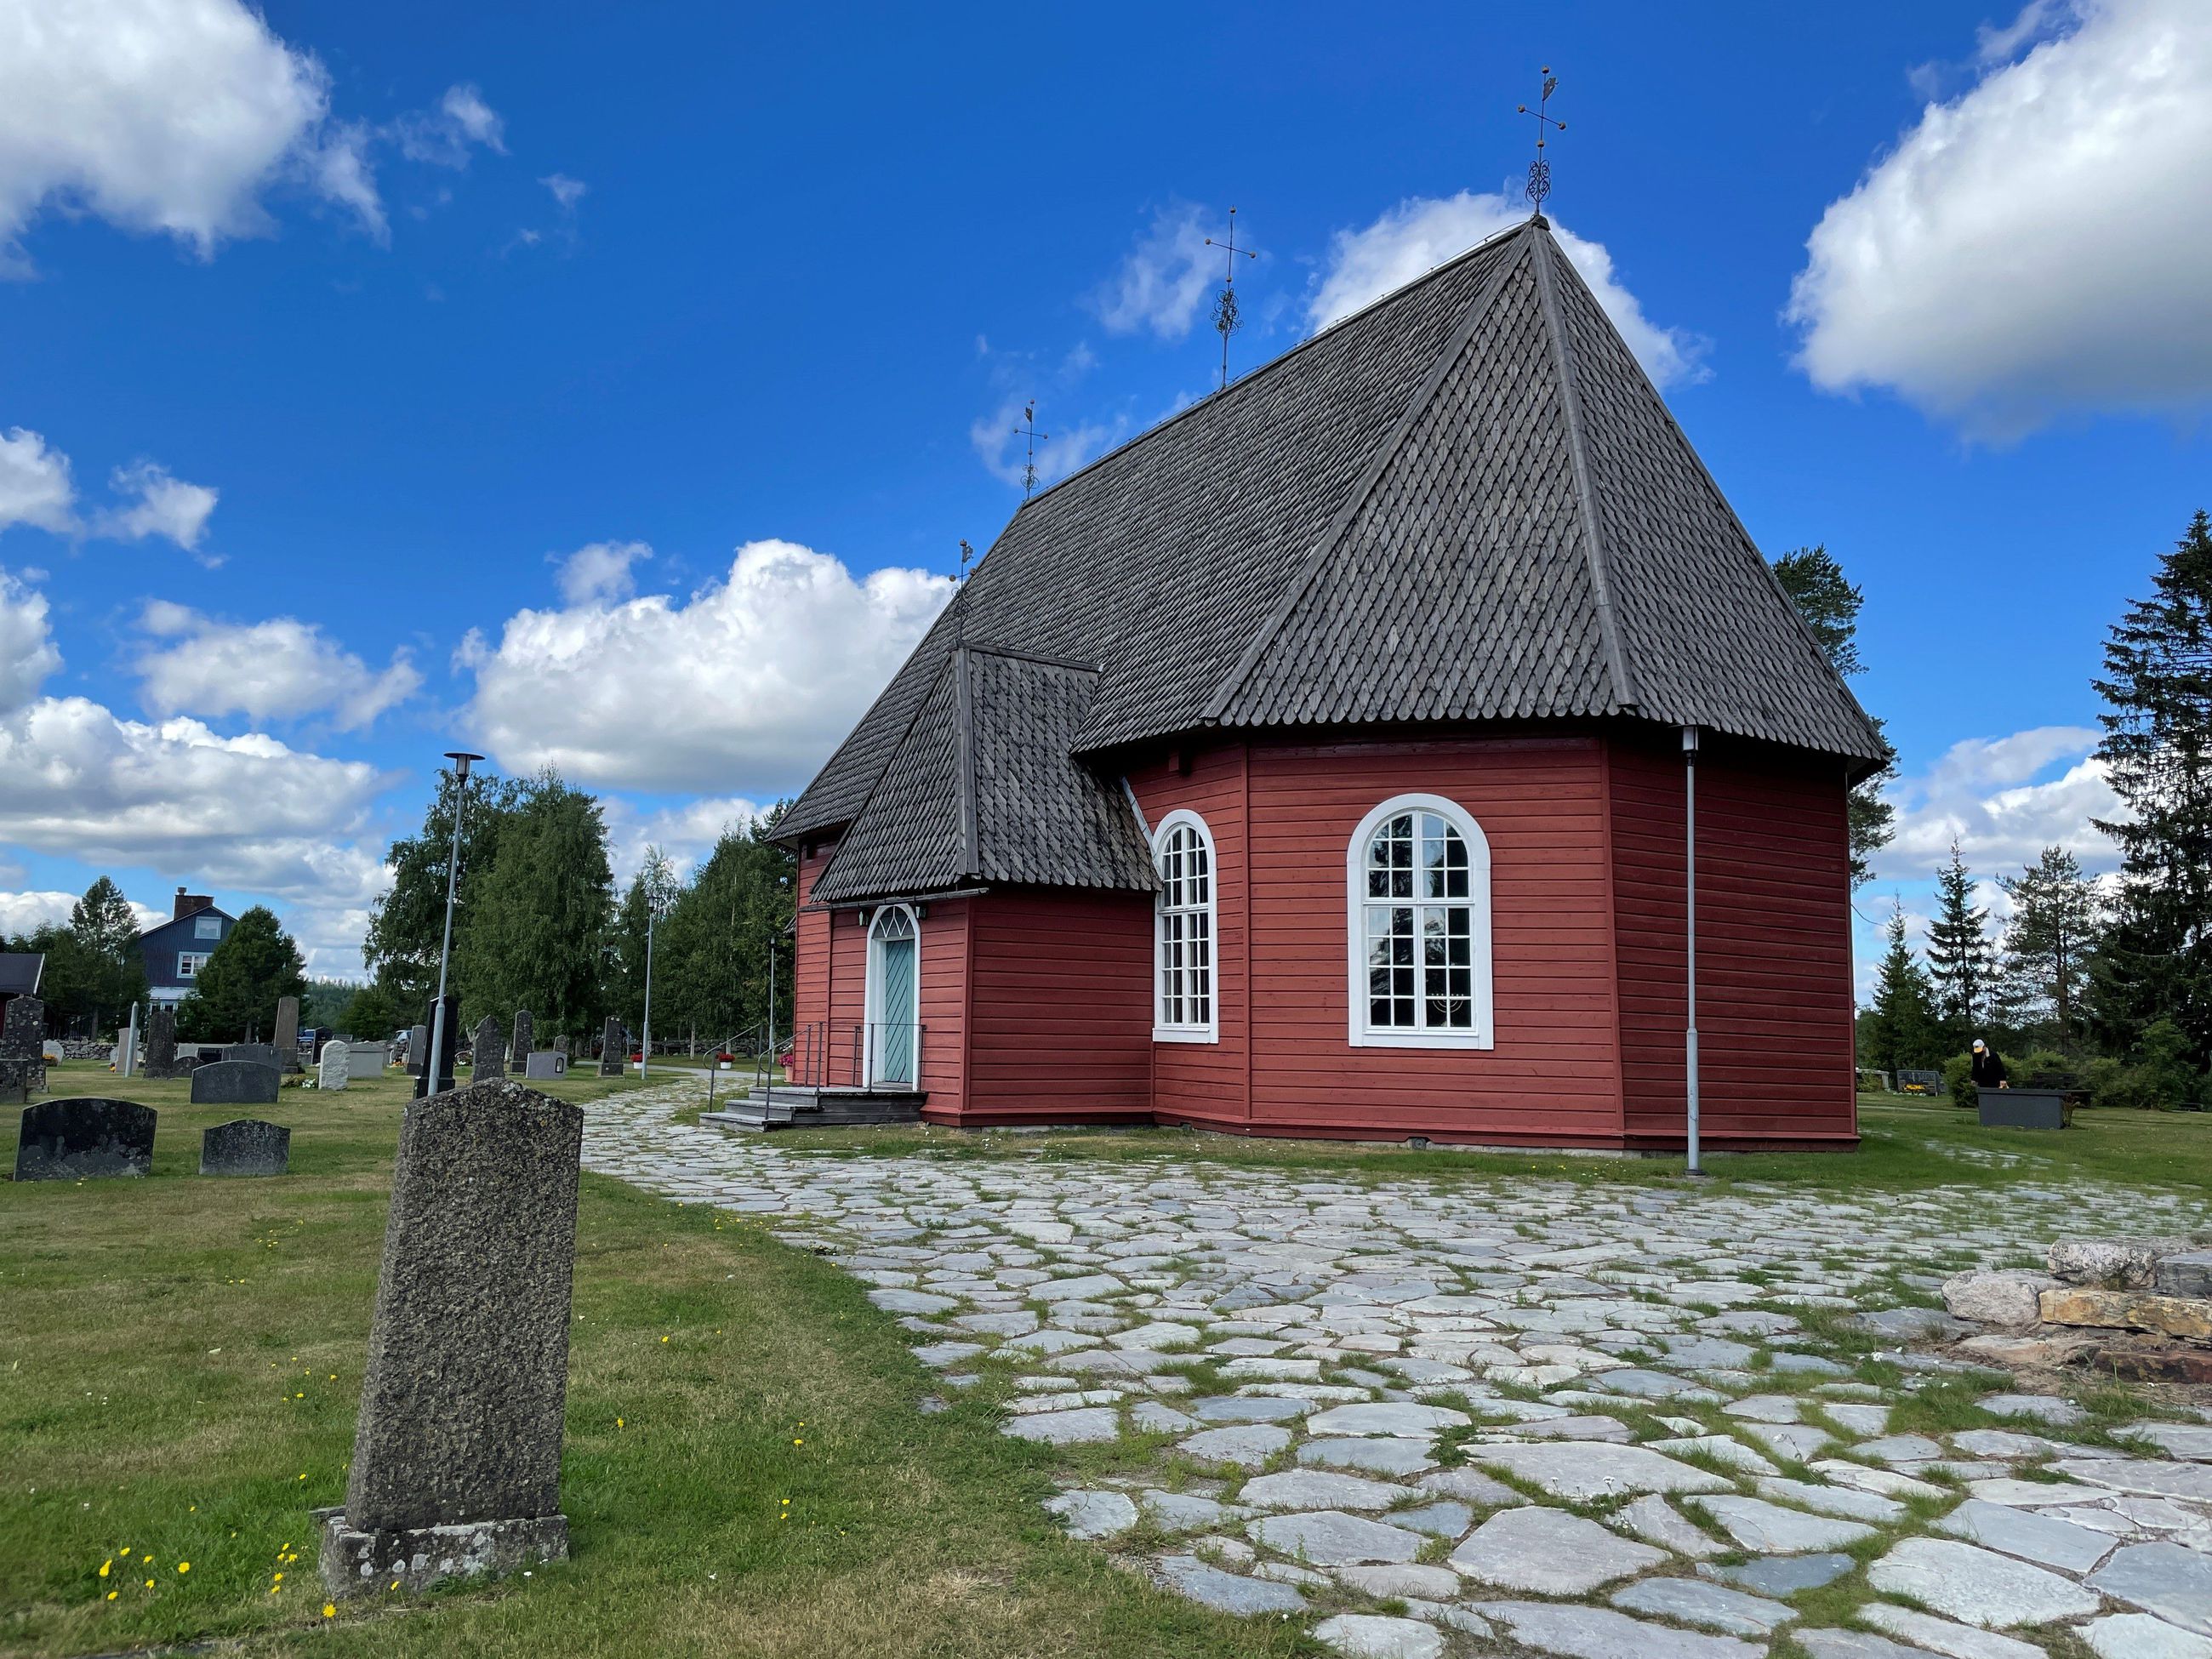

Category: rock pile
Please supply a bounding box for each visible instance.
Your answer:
[1946,1235,2212,1382]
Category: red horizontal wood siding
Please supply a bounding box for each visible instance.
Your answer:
[1610,732,1857,1149]
[952,886,1153,1126]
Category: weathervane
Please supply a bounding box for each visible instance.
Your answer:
[1518,67,1565,215]
[1012,402,1049,499]
[1204,207,1260,392]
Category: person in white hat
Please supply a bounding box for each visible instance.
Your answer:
[1970,1038,2009,1091]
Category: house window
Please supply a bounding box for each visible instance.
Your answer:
[194,915,221,939]
[1346,794,1493,1050]
[177,952,209,979]
[1153,810,1217,1042]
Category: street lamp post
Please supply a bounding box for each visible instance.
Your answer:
[640,893,658,1086]
[425,750,482,1098]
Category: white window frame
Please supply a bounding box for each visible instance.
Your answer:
[193,915,222,940]
[177,951,209,979]
[1345,793,1494,1050]
[1152,808,1219,1044]
[861,904,921,1086]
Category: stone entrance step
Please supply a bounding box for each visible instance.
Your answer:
[703,1084,926,1133]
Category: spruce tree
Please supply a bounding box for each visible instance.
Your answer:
[1924,841,1994,1046]
[1770,545,1896,886]
[1863,899,1941,1075]
[362,767,520,1014]
[178,906,307,1041]
[1998,847,2102,1050]
[2089,508,2212,1066]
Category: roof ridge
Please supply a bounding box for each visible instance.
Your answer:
[1197,226,1537,726]
[1531,222,1637,714]
[961,641,1102,674]
[1018,216,1540,516]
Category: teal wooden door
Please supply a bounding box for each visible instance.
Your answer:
[876,933,916,1085]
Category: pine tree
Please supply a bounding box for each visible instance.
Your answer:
[1998,847,2102,1050]
[362,767,521,1014]
[1924,841,1994,1046]
[178,906,307,1041]
[68,876,148,1035]
[1862,899,1941,1074]
[2089,508,2212,1067]
[1770,545,1896,886]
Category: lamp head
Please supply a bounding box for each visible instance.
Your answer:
[443,750,484,779]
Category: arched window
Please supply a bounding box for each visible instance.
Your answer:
[1347,794,1493,1049]
[1153,810,1217,1042]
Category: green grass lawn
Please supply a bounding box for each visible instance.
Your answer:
[716,1090,2212,1196]
[1,1063,1307,1659]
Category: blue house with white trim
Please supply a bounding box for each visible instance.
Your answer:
[137,888,237,1008]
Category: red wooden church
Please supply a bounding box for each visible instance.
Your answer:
[767,216,1885,1149]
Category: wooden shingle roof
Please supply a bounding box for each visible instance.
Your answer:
[786,217,1884,900]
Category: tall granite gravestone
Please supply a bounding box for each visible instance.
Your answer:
[191,1060,282,1106]
[273,995,302,1072]
[319,1040,352,1092]
[471,1016,506,1079]
[14,1098,157,1180]
[599,1017,624,1077]
[201,1118,289,1176]
[222,1042,281,1071]
[1,995,48,1092]
[413,995,459,1099]
[144,1005,180,1079]
[118,1005,140,1080]
[511,1011,533,1072]
[318,1079,584,1597]
[404,1024,429,1076]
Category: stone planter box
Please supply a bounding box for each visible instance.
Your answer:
[1980,1087,2073,1130]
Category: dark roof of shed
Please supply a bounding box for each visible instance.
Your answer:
[0,952,43,997]
[783,216,1884,892]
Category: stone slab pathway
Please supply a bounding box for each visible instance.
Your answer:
[584,1081,2212,1657]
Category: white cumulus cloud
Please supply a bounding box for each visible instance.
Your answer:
[604,795,772,886]
[97,462,219,554]
[552,539,650,606]
[459,539,955,792]
[1308,191,1707,389]
[0,566,62,713]
[0,428,78,534]
[0,0,384,265]
[968,397,1127,492]
[0,888,79,938]
[134,601,420,730]
[1789,0,2212,437]
[1878,724,2124,882]
[392,83,506,168]
[1093,202,1218,339]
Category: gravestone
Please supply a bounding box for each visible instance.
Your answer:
[201,1118,289,1176]
[273,996,302,1072]
[404,1024,429,1075]
[1,995,48,1092]
[472,1015,506,1079]
[319,1041,352,1092]
[118,1005,140,1080]
[552,1035,570,1063]
[145,1005,180,1079]
[348,1041,388,1076]
[511,1011,533,1072]
[413,995,459,1099]
[0,1069,24,1106]
[14,1098,157,1180]
[318,1079,584,1597]
[599,1017,624,1077]
[222,1042,281,1071]
[522,1051,567,1080]
[190,1060,281,1106]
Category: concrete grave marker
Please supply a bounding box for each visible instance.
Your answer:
[118,1005,139,1079]
[472,1015,506,1079]
[190,1059,282,1106]
[319,1079,584,1597]
[404,1024,428,1075]
[222,1042,281,1071]
[1,995,48,1092]
[145,1005,180,1079]
[319,1041,352,1092]
[599,1016,624,1077]
[0,1069,24,1107]
[273,995,302,1071]
[511,1011,533,1071]
[14,1098,157,1180]
[201,1118,290,1176]
[553,1035,570,1062]
[523,1051,567,1080]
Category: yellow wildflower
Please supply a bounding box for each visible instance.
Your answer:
[99,1559,111,1578]
[323,1603,337,1617]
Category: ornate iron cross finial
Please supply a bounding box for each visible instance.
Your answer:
[1518,67,1565,215]
[1204,206,1260,392]
[958,538,975,581]
[1012,402,1049,499]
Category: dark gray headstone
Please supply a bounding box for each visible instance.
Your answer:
[201,1118,290,1176]
[1979,1088,2070,1130]
[322,1079,583,1596]
[1,995,47,1092]
[191,1059,282,1105]
[145,1005,179,1078]
[273,996,302,1071]
[472,1015,507,1079]
[413,995,459,1099]
[404,1023,428,1075]
[552,1035,570,1061]
[599,1016,624,1077]
[222,1042,280,1070]
[511,1011,533,1071]
[0,1064,26,1106]
[14,1097,156,1180]
[522,1051,567,1080]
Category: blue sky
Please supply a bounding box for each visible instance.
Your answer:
[2,0,2207,986]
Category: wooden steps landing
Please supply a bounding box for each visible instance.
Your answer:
[704,1084,926,1133]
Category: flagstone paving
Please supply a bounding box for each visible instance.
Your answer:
[584,1080,2212,1656]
